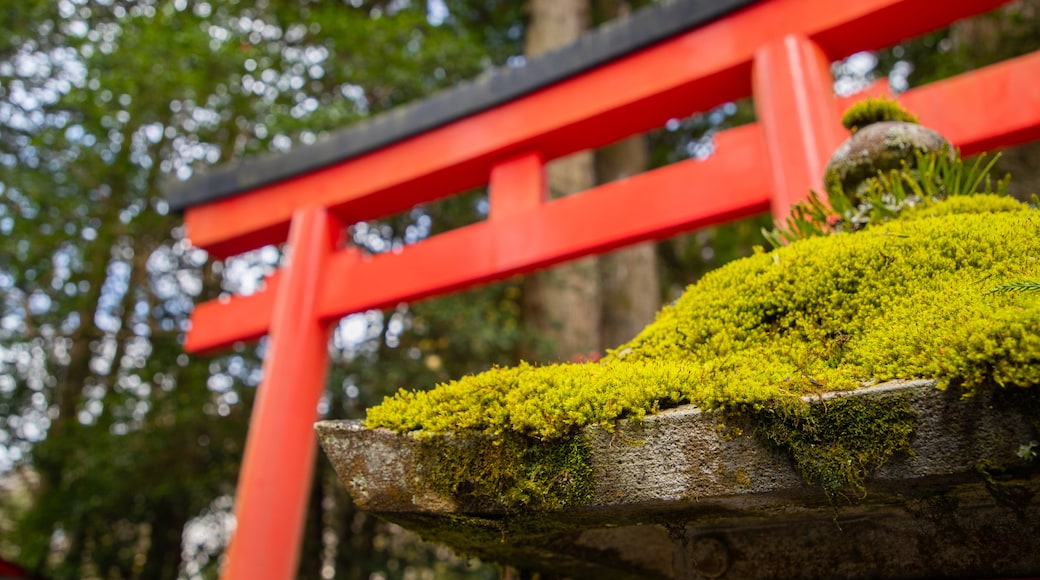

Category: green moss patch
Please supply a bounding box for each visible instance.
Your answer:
[841,96,919,132]
[745,395,916,497]
[369,195,1040,435]
[420,433,594,512]
[367,194,1040,494]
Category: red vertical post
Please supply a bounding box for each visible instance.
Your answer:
[221,206,340,580]
[488,152,547,220]
[753,34,844,223]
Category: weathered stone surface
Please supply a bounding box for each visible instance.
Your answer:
[315,380,1040,579]
[824,121,950,200]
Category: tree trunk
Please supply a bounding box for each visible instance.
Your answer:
[296,456,326,579]
[520,0,661,359]
[594,0,659,348]
[596,135,660,349]
[521,0,601,362]
[140,503,189,580]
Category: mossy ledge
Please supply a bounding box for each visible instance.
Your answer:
[366,194,1040,495]
[318,380,1040,578]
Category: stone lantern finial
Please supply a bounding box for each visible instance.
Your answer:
[824,97,951,205]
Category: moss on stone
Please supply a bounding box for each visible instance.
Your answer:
[366,194,1040,495]
[841,97,919,132]
[420,432,594,512]
[744,395,916,497]
[896,192,1025,221]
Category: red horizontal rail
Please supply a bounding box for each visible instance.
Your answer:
[833,52,1040,154]
[185,125,770,352]
[185,50,1040,353]
[183,0,1007,258]
[900,51,1040,155]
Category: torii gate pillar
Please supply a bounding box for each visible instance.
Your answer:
[754,34,845,221]
[222,206,341,579]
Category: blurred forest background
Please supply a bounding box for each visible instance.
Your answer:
[1,0,1038,578]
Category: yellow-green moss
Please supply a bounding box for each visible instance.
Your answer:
[746,395,916,497]
[420,433,594,512]
[369,194,1040,437]
[896,192,1025,221]
[841,97,919,132]
[366,194,1040,495]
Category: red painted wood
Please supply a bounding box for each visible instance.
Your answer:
[185,46,1040,353]
[183,42,1040,355]
[183,0,1009,258]
[901,49,1040,155]
[753,35,844,222]
[186,124,769,352]
[318,124,772,318]
[185,49,1040,353]
[185,280,279,353]
[489,152,547,220]
[220,207,340,580]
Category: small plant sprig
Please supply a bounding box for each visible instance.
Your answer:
[761,190,834,248]
[764,148,1009,248]
[1019,441,1038,461]
[986,280,1040,296]
[765,189,836,247]
[875,146,1007,201]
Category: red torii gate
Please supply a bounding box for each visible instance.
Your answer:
[166,0,1040,577]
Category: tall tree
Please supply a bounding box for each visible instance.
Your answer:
[595,0,661,351]
[596,139,661,349]
[521,0,662,363]
[0,1,524,577]
[520,0,603,362]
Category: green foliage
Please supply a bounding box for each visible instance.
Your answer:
[0,0,527,577]
[841,97,920,132]
[765,148,1009,247]
[1019,440,1038,461]
[368,195,1040,494]
[761,190,835,249]
[863,148,1008,206]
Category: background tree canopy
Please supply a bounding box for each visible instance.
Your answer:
[0,0,1037,578]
